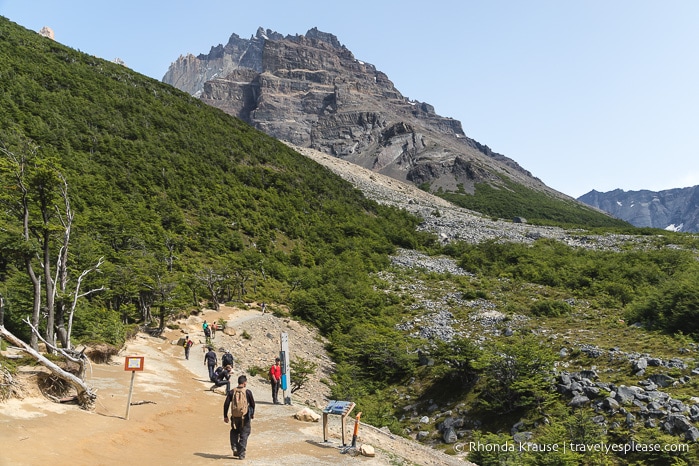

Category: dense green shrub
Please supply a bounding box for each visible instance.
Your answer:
[474,334,558,413]
[626,268,699,337]
[530,299,572,317]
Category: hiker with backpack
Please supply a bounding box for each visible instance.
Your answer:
[183,335,193,360]
[222,349,234,368]
[223,375,255,460]
[203,321,212,345]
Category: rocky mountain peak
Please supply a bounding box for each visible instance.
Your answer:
[303,27,344,49]
[38,26,54,40]
[578,185,699,232]
[163,28,557,198]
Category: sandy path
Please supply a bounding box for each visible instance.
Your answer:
[0,307,469,465]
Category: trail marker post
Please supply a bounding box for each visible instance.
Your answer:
[123,356,144,420]
[280,332,291,404]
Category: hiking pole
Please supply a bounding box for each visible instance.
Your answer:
[351,412,362,447]
[341,412,362,454]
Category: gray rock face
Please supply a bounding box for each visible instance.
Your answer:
[578,186,699,232]
[442,426,458,444]
[164,27,568,201]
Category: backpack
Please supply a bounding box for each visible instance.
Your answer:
[230,387,249,418]
[222,353,234,367]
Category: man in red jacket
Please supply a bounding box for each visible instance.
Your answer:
[269,357,282,404]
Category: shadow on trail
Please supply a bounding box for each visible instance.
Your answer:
[306,439,342,450]
[193,452,234,460]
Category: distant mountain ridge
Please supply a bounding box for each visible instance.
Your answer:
[578,186,699,232]
[162,27,568,201]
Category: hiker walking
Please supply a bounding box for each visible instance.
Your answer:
[183,335,193,360]
[222,349,234,368]
[210,321,216,339]
[269,357,282,404]
[224,375,255,460]
[203,320,212,345]
[204,347,218,381]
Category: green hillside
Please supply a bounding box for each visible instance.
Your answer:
[437,177,632,228]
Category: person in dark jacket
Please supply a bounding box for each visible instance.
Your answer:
[211,365,232,394]
[222,349,234,368]
[223,375,255,459]
[204,347,217,381]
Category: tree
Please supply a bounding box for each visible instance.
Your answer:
[0,324,97,410]
[0,135,52,349]
[1,135,105,350]
[290,357,318,393]
[475,334,557,414]
[195,266,227,310]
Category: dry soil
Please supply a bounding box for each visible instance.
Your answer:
[0,305,470,465]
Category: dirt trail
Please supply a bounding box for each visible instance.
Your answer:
[0,306,470,465]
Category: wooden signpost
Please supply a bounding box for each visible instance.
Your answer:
[123,356,144,420]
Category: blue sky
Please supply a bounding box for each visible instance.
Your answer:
[2,1,698,198]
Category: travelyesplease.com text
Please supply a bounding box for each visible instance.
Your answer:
[460,440,689,455]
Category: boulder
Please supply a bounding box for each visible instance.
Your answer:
[359,444,375,457]
[648,373,675,388]
[632,358,648,372]
[293,407,320,422]
[686,427,699,442]
[569,395,590,408]
[442,427,458,444]
[615,386,641,405]
[603,397,620,411]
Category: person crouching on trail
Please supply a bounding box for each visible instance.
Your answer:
[224,375,255,460]
[211,365,233,394]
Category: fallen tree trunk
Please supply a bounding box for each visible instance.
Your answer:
[0,325,96,410]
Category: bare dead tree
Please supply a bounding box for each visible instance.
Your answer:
[51,174,73,348]
[233,267,250,301]
[64,257,105,350]
[195,267,226,310]
[138,290,154,324]
[164,236,177,273]
[0,324,96,410]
